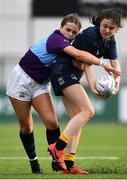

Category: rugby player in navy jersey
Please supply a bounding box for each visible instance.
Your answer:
[48,9,122,174]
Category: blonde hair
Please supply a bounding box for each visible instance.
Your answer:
[61,13,82,30]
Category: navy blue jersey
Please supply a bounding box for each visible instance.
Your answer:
[73,26,118,59]
[19,30,71,84]
[52,26,118,72]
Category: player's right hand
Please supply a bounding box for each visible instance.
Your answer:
[104,64,121,76]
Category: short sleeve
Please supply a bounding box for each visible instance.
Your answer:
[47,31,71,53]
[73,30,98,55]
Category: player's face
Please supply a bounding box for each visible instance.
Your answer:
[100,18,118,39]
[60,22,80,41]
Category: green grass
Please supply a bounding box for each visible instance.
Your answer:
[0,122,127,179]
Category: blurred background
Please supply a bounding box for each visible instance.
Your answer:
[0,0,127,123]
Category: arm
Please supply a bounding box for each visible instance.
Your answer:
[110,59,121,91]
[84,64,99,95]
[84,64,111,99]
[63,46,121,76]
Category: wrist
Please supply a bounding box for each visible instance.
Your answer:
[99,60,107,67]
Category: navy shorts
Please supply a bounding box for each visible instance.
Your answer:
[51,63,82,96]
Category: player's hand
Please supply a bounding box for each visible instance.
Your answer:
[111,80,119,95]
[91,87,99,96]
[96,91,111,100]
[115,78,120,90]
[91,85,111,99]
[90,86,105,98]
[103,64,121,76]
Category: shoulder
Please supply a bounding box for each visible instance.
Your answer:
[74,26,98,45]
[47,30,70,52]
[80,26,97,38]
[48,30,69,43]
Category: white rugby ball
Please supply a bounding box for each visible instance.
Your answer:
[96,75,116,97]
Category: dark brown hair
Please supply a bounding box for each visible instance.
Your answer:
[61,13,82,30]
[90,9,122,28]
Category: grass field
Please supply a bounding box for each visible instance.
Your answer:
[0,122,127,179]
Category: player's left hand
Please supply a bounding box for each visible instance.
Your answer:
[91,88,99,96]
[91,82,111,100]
[96,92,111,100]
[91,86,108,99]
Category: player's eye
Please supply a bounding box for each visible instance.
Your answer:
[66,28,78,35]
[103,24,115,31]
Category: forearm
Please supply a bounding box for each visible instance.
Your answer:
[111,60,121,81]
[84,64,96,89]
[64,46,102,66]
[110,59,121,91]
[75,51,101,65]
[64,46,121,76]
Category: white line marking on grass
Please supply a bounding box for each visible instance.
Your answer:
[76,156,119,160]
[0,156,119,160]
[79,145,127,150]
[0,145,126,150]
[2,179,126,180]
[1,179,126,180]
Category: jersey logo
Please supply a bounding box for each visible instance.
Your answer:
[71,74,77,80]
[19,92,26,98]
[58,77,65,85]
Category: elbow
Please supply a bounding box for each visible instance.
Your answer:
[74,51,92,64]
[73,52,82,61]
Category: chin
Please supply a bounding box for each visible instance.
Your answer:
[103,34,110,39]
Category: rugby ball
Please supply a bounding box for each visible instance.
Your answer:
[96,75,116,97]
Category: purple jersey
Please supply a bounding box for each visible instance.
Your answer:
[19,30,70,84]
